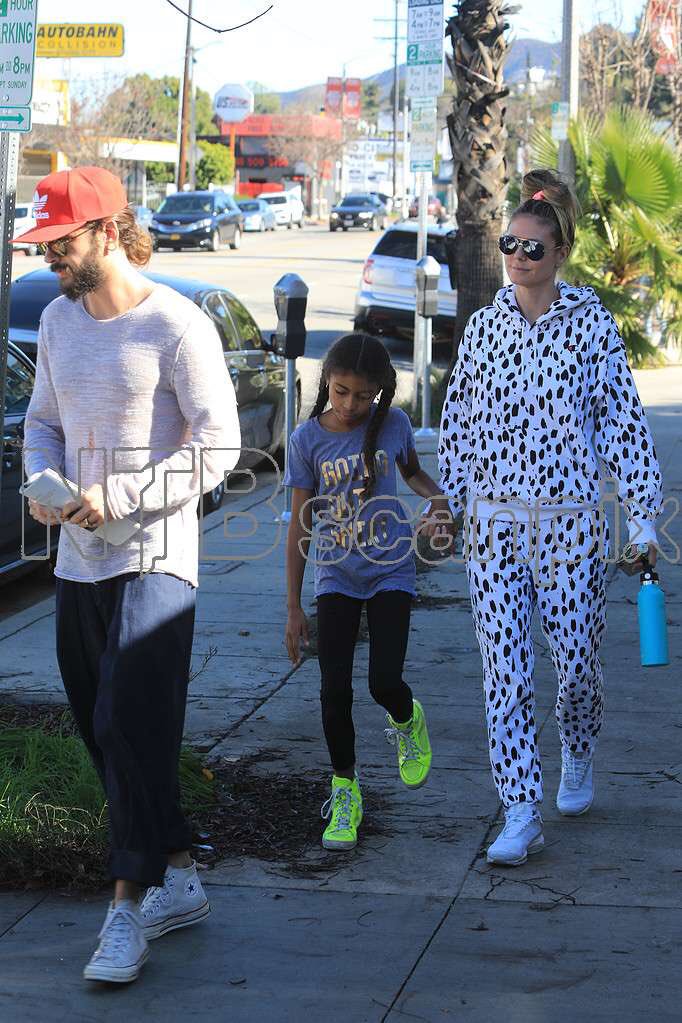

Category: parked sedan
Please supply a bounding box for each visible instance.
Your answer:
[1,342,59,578]
[238,198,277,232]
[7,269,300,522]
[149,191,244,252]
[330,193,388,232]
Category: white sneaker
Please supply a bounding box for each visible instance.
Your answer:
[486,803,544,866]
[557,748,594,816]
[83,901,149,983]
[140,860,210,941]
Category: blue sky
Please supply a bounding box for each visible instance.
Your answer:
[37,1,647,96]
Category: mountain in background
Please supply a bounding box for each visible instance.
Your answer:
[276,37,560,110]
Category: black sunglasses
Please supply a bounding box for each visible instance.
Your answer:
[37,224,97,257]
[498,234,558,262]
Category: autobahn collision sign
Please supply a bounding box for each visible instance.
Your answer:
[0,0,39,121]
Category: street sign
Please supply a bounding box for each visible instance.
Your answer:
[0,104,30,131]
[551,101,570,142]
[35,23,124,59]
[0,0,39,109]
[406,0,444,100]
[213,83,254,124]
[410,100,437,171]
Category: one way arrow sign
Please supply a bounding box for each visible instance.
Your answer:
[0,106,31,132]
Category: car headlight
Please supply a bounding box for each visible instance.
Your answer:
[190,218,213,229]
[331,212,339,219]
[358,212,371,218]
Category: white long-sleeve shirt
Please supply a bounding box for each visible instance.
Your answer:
[24,283,241,586]
[438,282,662,544]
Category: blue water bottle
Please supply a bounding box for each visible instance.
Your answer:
[638,561,669,667]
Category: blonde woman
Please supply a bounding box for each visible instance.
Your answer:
[438,169,662,865]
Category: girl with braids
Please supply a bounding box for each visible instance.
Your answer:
[439,168,662,866]
[284,333,450,851]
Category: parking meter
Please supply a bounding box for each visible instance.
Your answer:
[415,255,441,319]
[273,273,309,359]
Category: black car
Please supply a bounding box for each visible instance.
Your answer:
[149,191,244,252]
[330,193,388,232]
[4,269,300,573]
[1,341,60,578]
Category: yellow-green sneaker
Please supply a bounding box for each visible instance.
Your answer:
[321,775,363,850]
[385,699,432,789]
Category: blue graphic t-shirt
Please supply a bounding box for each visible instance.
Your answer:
[284,406,417,599]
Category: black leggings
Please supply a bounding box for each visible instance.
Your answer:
[316,590,414,773]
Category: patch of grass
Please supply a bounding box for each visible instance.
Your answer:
[0,705,215,892]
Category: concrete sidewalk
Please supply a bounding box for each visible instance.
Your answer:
[0,369,680,1022]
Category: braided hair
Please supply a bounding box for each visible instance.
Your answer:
[309,333,397,501]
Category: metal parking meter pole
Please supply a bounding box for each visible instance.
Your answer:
[272,274,309,522]
[411,172,429,412]
[414,254,440,438]
[0,131,20,512]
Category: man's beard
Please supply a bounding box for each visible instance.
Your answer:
[52,258,105,300]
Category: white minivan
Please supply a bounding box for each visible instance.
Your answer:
[259,191,305,229]
[354,221,457,345]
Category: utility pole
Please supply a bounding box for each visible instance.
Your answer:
[189,46,197,189]
[558,0,579,181]
[392,0,400,200]
[177,0,193,191]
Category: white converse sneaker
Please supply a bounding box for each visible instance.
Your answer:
[557,748,594,816]
[83,901,149,983]
[140,860,210,941]
[486,803,544,866]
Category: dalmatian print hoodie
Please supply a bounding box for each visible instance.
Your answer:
[439,281,662,543]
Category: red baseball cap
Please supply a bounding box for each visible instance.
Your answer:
[12,165,128,245]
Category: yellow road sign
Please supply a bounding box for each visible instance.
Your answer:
[36,23,124,59]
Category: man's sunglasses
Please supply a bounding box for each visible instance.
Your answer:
[37,224,97,257]
[498,234,557,261]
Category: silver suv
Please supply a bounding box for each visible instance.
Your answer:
[354,222,457,345]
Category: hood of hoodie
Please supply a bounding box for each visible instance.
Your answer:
[493,280,602,324]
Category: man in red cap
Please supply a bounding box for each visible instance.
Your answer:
[14,166,241,984]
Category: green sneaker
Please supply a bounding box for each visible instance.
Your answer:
[385,698,432,789]
[321,775,363,850]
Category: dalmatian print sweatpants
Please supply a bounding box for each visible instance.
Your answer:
[466,510,608,806]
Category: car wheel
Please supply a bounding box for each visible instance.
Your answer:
[230,227,242,251]
[287,219,293,230]
[342,226,348,232]
[298,218,304,229]
[210,230,221,252]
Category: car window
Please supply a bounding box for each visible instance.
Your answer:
[263,195,286,205]
[239,201,260,211]
[224,295,263,350]
[15,206,30,219]
[372,231,450,266]
[342,195,371,207]
[157,195,214,214]
[4,350,34,416]
[202,292,239,352]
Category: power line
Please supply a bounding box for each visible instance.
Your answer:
[163,0,275,34]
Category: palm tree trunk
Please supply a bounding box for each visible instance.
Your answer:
[440,1,518,394]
